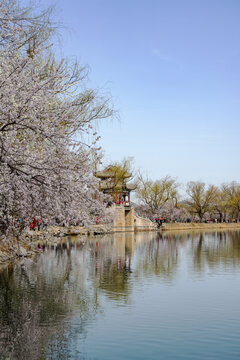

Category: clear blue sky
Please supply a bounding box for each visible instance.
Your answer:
[34,0,240,185]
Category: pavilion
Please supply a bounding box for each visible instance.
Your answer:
[95,166,136,206]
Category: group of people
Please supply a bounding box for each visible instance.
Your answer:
[204,218,239,223]
[28,217,44,231]
[155,217,240,224]
[155,217,163,228]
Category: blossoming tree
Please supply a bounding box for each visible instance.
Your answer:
[0,0,113,237]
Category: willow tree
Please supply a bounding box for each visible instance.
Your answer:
[0,1,113,237]
[223,182,240,220]
[105,158,134,193]
[185,181,217,222]
[136,175,179,218]
[213,185,229,222]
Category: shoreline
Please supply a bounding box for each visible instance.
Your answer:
[1,223,240,266]
[161,222,240,231]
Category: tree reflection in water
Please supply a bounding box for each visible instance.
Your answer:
[87,233,135,302]
[133,232,180,282]
[0,244,101,360]
[191,230,240,273]
[0,230,240,359]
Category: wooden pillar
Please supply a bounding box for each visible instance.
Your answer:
[128,191,130,205]
[115,192,118,204]
[120,192,122,204]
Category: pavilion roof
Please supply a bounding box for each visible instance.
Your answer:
[99,182,137,191]
[95,166,131,179]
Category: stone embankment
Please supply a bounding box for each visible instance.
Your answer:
[161,222,240,231]
[46,224,113,236]
[1,222,240,265]
[134,213,157,231]
[0,241,39,264]
[0,224,113,265]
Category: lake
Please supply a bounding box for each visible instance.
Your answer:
[0,230,240,360]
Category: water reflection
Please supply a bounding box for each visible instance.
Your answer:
[89,233,134,302]
[0,230,240,359]
[0,248,101,359]
[190,231,240,273]
[133,232,179,282]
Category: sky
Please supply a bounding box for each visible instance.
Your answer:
[27,0,240,185]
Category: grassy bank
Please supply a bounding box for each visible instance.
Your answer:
[161,223,240,231]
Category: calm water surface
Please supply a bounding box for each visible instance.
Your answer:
[0,231,240,360]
